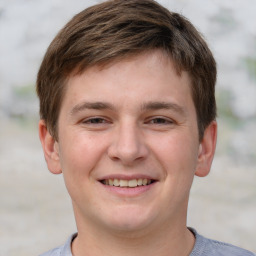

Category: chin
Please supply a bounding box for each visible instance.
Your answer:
[102,205,156,233]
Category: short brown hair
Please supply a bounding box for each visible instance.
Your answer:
[36,0,217,141]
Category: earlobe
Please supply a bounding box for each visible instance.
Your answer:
[38,120,62,174]
[195,121,217,177]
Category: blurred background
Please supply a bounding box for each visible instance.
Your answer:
[0,0,255,255]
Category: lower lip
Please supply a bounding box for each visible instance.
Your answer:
[99,182,156,197]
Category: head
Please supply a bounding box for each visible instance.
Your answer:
[37,0,218,240]
[36,0,217,142]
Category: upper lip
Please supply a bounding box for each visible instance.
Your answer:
[98,174,158,181]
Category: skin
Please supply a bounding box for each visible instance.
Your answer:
[39,50,217,256]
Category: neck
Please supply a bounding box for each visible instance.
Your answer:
[72,213,195,256]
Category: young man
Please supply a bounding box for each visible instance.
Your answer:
[37,0,255,255]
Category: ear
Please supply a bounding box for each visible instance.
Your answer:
[195,121,217,177]
[38,120,62,174]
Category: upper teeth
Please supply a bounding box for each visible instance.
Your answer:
[103,178,152,187]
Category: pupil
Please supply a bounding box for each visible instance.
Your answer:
[92,118,102,123]
[155,118,164,123]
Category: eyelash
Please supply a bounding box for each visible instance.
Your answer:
[80,116,175,128]
[146,117,174,125]
[82,117,110,125]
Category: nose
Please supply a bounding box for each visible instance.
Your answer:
[107,121,149,165]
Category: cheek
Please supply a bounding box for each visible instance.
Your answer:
[150,133,199,176]
[58,132,106,178]
[58,133,108,202]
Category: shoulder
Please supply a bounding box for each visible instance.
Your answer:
[39,246,62,256]
[39,233,77,256]
[190,228,256,256]
[201,238,255,256]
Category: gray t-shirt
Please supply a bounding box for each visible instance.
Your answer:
[40,229,255,256]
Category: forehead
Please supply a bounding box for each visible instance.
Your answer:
[63,50,193,110]
[71,49,185,85]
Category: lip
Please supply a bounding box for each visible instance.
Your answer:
[99,181,157,197]
[97,174,159,197]
[98,174,158,181]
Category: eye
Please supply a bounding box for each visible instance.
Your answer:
[81,116,112,127]
[83,117,107,124]
[147,117,174,125]
[79,116,112,131]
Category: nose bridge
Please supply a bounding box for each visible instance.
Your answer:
[108,118,148,164]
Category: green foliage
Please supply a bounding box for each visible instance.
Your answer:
[243,56,256,81]
[216,88,241,127]
[210,7,237,32]
[13,84,35,99]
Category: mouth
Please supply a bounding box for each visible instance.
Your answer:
[100,178,156,188]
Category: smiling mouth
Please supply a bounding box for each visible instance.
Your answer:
[100,178,156,188]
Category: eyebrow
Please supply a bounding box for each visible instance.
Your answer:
[141,101,187,115]
[69,101,187,116]
[70,101,115,116]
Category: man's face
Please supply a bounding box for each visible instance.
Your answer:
[40,50,216,234]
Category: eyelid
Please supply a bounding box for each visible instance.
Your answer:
[145,116,175,124]
[81,116,111,124]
